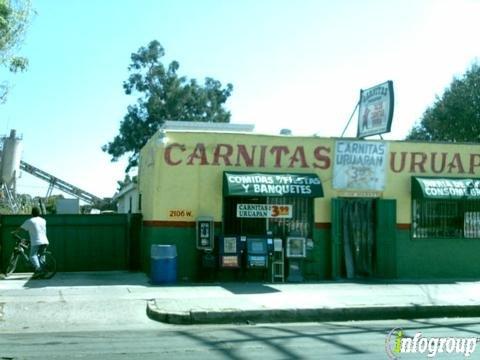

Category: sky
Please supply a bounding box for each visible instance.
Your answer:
[1,0,480,200]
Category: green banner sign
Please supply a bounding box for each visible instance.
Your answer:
[412,177,480,199]
[223,172,324,197]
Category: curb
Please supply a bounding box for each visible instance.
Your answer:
[146,301,480,325]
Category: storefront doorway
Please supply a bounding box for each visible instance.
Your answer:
[341,198,376,278]
[331,197,397,279]
[332,198,377,279]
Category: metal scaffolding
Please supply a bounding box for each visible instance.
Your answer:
[19,161,102,205]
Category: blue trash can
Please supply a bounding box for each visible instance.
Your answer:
[151,244,177,284]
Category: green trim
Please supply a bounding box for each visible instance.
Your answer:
[412,176,480,199]
[396,228,480,278]
[223,171,324,198]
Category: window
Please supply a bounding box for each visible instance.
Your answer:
[412,199,480,239]
[267,197,313,239]
[411,177,480,239]
[223,196,266,236]
[223,196,313,238]
[222,172,321,238]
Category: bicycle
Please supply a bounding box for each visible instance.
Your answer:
[5,232,57,279]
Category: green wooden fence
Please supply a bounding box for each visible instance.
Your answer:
[0,214,142,273]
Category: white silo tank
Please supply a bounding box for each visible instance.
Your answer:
[1,129,23,185]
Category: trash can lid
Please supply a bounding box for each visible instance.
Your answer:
[151,244,177,258]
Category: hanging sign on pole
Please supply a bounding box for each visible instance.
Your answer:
[357,80,394,138]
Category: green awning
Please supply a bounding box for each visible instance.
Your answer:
[223,172,324,198]
[412,177,480,199]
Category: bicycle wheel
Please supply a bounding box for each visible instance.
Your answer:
[40,252,57,279]
[5,252,20,276]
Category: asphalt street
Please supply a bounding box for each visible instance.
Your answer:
[3,318,480,359]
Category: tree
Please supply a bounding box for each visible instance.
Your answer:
[116,174,137,192]
[406,63,480,142]
[103,40,233,171]
[0,0,33,103]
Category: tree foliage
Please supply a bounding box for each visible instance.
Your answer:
[0,0,33,102]
[406,63,480,142]
[116,174,137,192]
[103,40,233,171]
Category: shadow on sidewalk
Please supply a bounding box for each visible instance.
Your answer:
[6,271,480,289]
[4,271,151,288]
[221,283,281,294]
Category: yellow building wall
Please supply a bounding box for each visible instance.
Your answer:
[139,130,480,225]
[140,131,335,222]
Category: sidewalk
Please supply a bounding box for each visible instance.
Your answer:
[3,271,480,326]
[147,279,480,325]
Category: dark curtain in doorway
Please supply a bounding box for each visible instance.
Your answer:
[342,199,375,278]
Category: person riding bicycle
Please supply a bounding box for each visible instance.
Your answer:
[13,206,49,279]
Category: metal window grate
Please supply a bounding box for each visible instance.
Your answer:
[267,197,312,238]
[223,196,313,238]
[412,199,480,239]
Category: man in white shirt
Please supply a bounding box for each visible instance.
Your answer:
[16,206,49,278]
